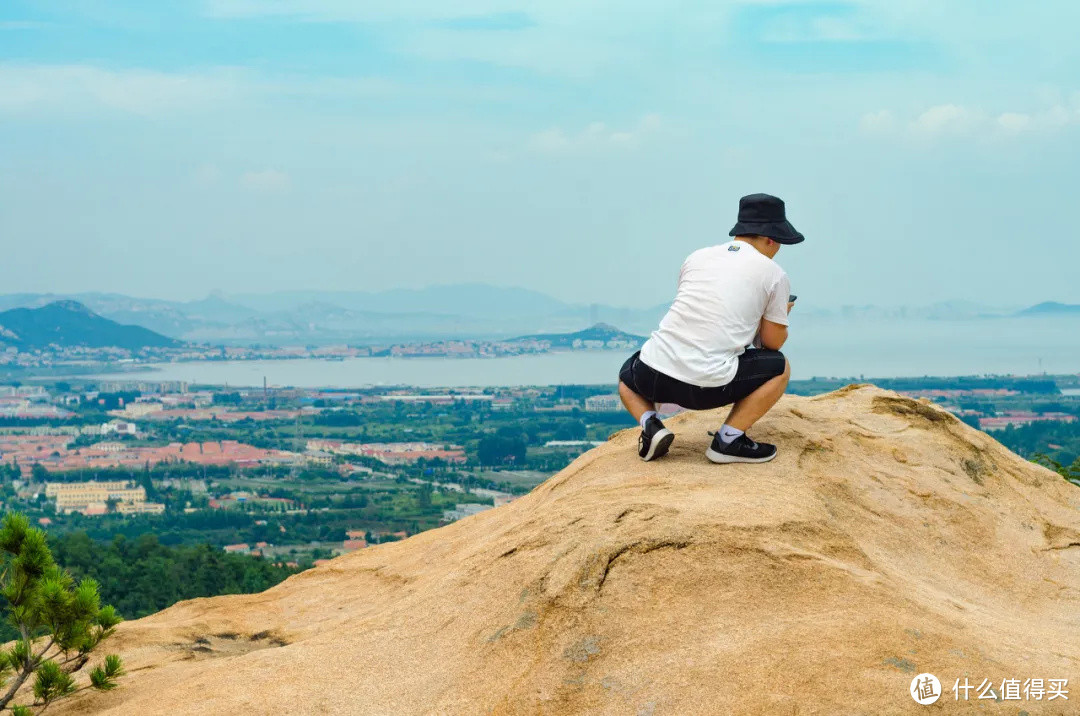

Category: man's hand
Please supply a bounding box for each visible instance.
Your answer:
[787,301,795,314]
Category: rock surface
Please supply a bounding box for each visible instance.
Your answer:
[53,386,1080,715]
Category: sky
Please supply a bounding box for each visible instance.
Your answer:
[2,0,1079,310]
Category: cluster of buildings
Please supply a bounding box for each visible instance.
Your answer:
[0,434,298,475]
[115,405,319,423]
[2,381,628,425]
[223,541,274,557]
[2,382,194,420]
[375,393,512,408]
[94,381,190,394]
[0,344,152,368]
[895,388,1078,431]
[206,491,297,511]
[378,334,638,358]
[343,529,369,552]
[104,385,319,424]
[441,502,492,522]
[170,334,633,362]
[0,418,138,443]
[45,480,164,516]
[306,439,467,466]
[385,338,553,359]
[0,385,75,419]
[214,338,593,361]
[0,433,71,466]
[898,388,1020,400]
[584,395,621,412]
[5,381,312,426]
[438,485,515,523]
[979,412,1077,431]
[2,342,226,369]
[584,394,684,417]
[222,528,411,564]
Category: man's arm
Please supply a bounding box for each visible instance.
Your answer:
[758,275,793,351]
[758,298,794,350]
[758,317,788,351]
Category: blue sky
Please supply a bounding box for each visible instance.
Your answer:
[2,0,1079,309]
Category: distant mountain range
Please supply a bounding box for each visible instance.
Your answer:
[0,287,669,346]
[0,301,180,350]
[0,287,1073,347]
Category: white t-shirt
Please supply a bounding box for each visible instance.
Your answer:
[639,241,790,388]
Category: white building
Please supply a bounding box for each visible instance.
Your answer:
[584,395,621,412]
[101,420,138,436]
[441,503,492,522]
[116,402,164,418]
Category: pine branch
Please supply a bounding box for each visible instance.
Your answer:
[57,655,88,675]
[30,641,54,668]
[0,664,33,712]
[0,643,34,710]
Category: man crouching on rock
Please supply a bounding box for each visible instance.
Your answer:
[618,193,801,464]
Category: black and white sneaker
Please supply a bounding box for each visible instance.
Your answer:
[705,433,777,464]
[638,415,674,461]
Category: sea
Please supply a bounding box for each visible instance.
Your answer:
[82,315,1078,389]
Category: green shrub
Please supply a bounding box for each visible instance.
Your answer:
[0,513,124,712]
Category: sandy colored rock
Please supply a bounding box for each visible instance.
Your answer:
[50,386,1080,715]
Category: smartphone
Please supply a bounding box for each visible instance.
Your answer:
[788,294,797,303]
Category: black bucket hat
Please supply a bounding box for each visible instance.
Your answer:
[728,193,805,245]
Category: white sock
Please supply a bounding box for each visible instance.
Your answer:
[719,424,744,444]
[640,411,657,429]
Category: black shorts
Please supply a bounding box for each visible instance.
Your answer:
[618,349,787,411]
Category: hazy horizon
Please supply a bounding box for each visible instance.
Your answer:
[0,281,1063,314]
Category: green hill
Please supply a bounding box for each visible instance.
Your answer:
[0,300,180,350]
[1017,301,1080,316]
[515,322,645,348]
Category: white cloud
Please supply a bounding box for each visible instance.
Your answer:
[240,169,291,193]
[858,109,896,135]
[1000,104,1078,132]
[397,26,619,78]
[995,112,1030,133]
[528,128,571,153]
[862,96,1080,140]
[0,64,241,116]
[527,114,661,154]
[2,60,524,125]
[639,113,661,131]
[911,103,983,136]
[759,12,885,44]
